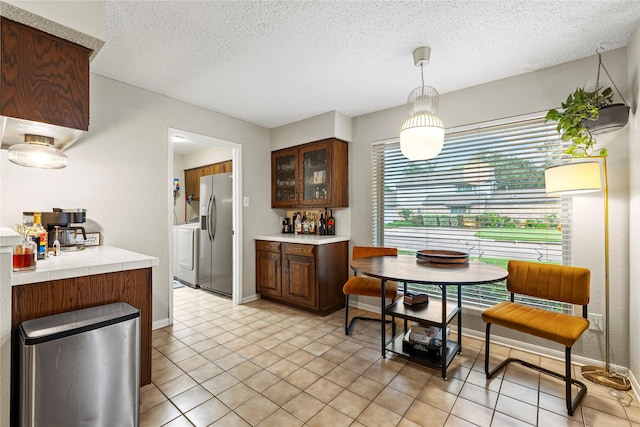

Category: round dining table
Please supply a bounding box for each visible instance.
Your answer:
[350,255,508,379]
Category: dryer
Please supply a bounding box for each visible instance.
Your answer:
[173,223,199,287]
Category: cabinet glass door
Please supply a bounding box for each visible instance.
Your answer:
[300,144,329,205]
[274,152,297,205]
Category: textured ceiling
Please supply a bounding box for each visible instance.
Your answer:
[91,0,640,131]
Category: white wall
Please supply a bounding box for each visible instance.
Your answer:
[350,48,632,366]
[182,145,232,170]
[627,24,640,386]
[0,73,273,324]
[270,110,352,151]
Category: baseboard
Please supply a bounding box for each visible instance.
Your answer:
[242,293,261,303]
[628,370,639,401]
[152,318,170,330]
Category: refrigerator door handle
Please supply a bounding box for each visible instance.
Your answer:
[209,195,217,241]
[206,194,214,241]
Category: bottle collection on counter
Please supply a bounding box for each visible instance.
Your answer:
[281,208,336,235]
[12,209,90,272]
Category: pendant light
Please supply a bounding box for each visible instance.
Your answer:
[400,46,445,161]
[8,134,67,169]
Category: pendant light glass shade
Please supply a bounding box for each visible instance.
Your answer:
[8,134,67,169]
[399,47,445,161]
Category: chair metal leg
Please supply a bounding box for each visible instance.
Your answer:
[344,294,350,335]
[344,294,393,336]
[484,323,587,416]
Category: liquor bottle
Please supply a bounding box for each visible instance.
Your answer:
[327,210,335,235]
[31,212,48,260]
[309,213,316,234]
[295,212,302,234]
[302,213,310,234]
[319,213,325,235]
[13,228,37,271]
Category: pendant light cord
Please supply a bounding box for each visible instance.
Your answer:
[596,47,627,105]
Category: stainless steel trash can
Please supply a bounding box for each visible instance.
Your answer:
[19,302,140,427]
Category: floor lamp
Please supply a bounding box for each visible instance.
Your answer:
[545,158,630,391]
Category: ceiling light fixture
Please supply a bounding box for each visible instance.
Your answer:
[400,46,445,161]
[8,134,67,169]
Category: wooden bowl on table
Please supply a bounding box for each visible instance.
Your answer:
[416,250,469,268]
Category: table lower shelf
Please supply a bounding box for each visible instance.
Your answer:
[386,332,460,377]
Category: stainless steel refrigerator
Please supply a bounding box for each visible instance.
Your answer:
[199,173,233,296]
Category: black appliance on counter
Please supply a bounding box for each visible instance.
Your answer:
[40,208,87,251]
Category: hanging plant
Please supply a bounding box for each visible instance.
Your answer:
[545,86,614,157]
[545,48,629,158]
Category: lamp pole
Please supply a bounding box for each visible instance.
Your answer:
[602,156,610,371]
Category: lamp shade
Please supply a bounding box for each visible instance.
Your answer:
[400,85,444,160]
[400,113,445,160]
[544,161,602,195]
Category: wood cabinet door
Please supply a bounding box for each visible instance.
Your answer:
[1,18,91,130]
[256,250,282,297]
[271,146,299,208]
[184,168,201,200]
[282,252,317,309]
[298,140,332,207]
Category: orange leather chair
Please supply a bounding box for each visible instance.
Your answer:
[482,260,590,416]
[343,246,398,335]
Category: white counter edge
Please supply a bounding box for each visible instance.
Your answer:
[8,244,159,286]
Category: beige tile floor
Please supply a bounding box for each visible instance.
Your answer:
[141,286,639,426]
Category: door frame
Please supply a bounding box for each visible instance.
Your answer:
[167,128,243,324]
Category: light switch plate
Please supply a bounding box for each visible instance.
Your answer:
[243,196,250,207]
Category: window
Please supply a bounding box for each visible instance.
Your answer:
[371,116,571,312]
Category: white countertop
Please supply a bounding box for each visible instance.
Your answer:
[255,233,349,245]
[10,244,159,286]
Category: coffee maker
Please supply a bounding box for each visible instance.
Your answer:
[41,208,87,251]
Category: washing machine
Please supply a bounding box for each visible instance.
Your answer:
[173,223,199,287]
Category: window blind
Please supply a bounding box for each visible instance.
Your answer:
[371,116,572,312]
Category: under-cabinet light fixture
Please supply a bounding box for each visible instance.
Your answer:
[8,134,67,169]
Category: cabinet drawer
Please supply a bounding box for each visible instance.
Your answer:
[285,244,315,257]
[256,240,281,253]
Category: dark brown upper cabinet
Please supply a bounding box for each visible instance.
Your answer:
[1,18,92,131]
[272,138,348,208]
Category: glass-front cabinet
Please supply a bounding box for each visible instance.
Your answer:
[272,147,298,208]
[271,138,348,208]
[300,141,330,206]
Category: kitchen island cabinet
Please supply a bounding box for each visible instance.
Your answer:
[0,238,158,426]
[255,235,348,315]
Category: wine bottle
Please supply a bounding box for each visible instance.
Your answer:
[319,213,325,235]
[327,210,335,235]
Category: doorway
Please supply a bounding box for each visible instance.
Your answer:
[167,128,243,325]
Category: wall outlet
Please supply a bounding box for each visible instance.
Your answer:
[588,313,604,332]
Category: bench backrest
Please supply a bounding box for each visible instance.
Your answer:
[507,260,590,306]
